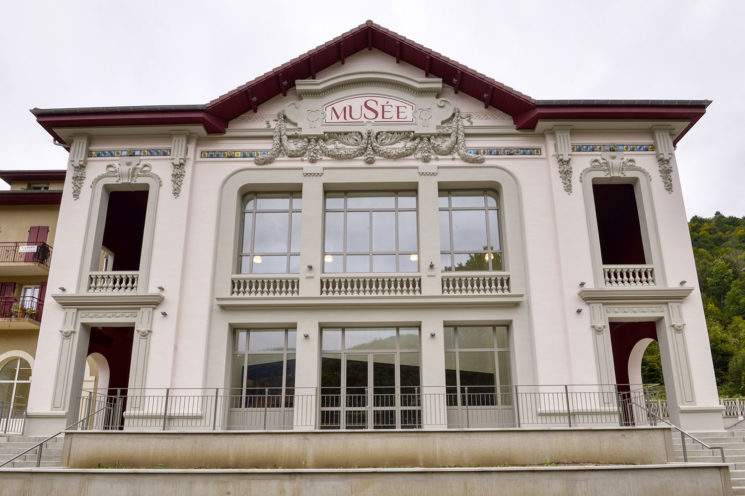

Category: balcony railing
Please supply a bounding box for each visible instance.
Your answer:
[0,242,52,267]
[231,275,299,296]
[0,296,44,322]
[602,264,656,287]
[320,274,422,296]
[87,271,139,293]
[441,272,511,295]
[71,384,666,432]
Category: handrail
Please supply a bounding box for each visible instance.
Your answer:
[628,396,725,463]
[0,403,110,468]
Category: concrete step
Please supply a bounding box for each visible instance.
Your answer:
[6,460,60,468]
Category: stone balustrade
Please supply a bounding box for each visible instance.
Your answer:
[441,272,511,295]
[602,265,656,287]
[231,275,300,297]
[320,274,421,296]
[87,271,139,293]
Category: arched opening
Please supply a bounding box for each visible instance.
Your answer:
[0,354,32,433]
[610,322,666,425]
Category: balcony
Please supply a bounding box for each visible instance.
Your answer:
[602,264,656,287]
[0,296,44,330]
[320,274,422,296]
[0,242,52,276]
[87,271,140,294]
[441,272,511,295]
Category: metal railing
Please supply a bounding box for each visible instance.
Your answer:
[626,395,725,463]
[0,402,112,468]
[0,241,52,266]
[0,296,44,321]
[70,384,667,432]
[0,400,25,434]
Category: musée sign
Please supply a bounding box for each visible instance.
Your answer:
[324,95,415,124]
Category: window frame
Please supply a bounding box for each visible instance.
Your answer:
[439,190,503,272]
[323,192,419,274]
[231,328,296,408]
[444,325,511,407]
[239,193,302,274]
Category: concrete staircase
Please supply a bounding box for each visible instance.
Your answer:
[0,434,63,468]
[671,430,745,495]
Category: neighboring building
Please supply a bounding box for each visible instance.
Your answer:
[0,170,63,432]
[22,21,722,436]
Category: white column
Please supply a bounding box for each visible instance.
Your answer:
[417,165,441,295]
[420,317,446,429]
[299,169,323,296]
[127,307,154,410]
[293,317,319,430]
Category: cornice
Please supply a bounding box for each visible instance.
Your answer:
[578,287,693,304]
[216,294,524,310]
[52,293,164,308]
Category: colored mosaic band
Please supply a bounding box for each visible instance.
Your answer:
[200,150,269,159]
[571,144,655,153]
[466,147,542,156]
[88,148,172,158]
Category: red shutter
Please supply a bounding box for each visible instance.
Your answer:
[0,282,16,318]
[37,282,47,320]
[25,226,49,262]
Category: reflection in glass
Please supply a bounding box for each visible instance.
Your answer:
[240,193,301,274]
[439,191,503,272]
[323,192,418,273]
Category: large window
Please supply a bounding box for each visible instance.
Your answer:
[0,357,31,421]
[320,327,421,429]
[323,192,418,273]
[231,329,296,408]
[445,325,511,406]
[439,191,502,271]
[240,193,302,274]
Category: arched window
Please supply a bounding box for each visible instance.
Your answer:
[0,356,31,419]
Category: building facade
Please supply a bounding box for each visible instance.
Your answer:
[0,170,63,432]
[23,22,722,435]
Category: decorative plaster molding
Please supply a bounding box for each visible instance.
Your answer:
[418,164,438,176]
[170,134,188,198]
[52,293,164,308]
[294,71,442,99]
[135,328,153,338]
[652,128,675,193]
[94,160,162,187]
[136,307,155,333]
[553,128,572,194]
[580,152,651,183]
[605,305,666,315]
[668,302,686,332]
[302,166,324,177]
[59,329,76,339]
[78,310,139,320]
[589,303,607,333]
[254,109,485,165]
[69,136,89,200]
[578,287,693,304]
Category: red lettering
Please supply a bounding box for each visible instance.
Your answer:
[362,99,379,120]
[381,102,393,120]
[329,106,348,121]
[396,106,406,120]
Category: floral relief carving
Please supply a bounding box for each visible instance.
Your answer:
[653,128,675,193]
[254,109,484,165]
[69,136,89,200]
[170,134,188,198]
[95,160,162,187]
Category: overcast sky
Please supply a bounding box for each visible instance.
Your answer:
[0,1,742,217]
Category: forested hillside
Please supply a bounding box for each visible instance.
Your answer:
[690,213,745,395]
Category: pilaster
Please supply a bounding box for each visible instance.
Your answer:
[417,165,441,295]
[299,168,324,296]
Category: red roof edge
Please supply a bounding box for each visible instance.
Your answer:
[0,169,66,183]
[0,191,62,206]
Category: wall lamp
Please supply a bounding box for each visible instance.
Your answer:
[58,286,66,292]
[578,281,586,288]
[429,331,436,338]
[157,286,165,292]
[679,280,687,286]
[303,333,310,339]
[160,311,168,317]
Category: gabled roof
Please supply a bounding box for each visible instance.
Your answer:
[31,20,710,145]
